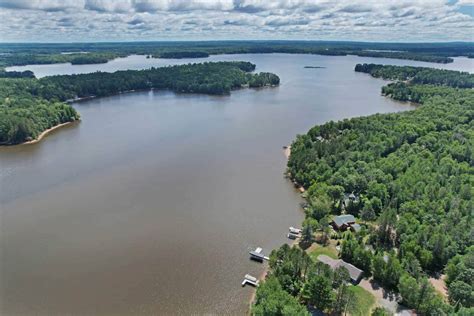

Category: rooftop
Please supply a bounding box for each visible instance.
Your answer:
[317,255,363,283]
[333,214,356,227]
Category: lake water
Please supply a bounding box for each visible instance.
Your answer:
[0,54,469,315]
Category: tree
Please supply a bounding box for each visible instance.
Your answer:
[327,185,344,207]
[371,307,393,316]
[399,273,419,308]
[360,201,377,221]
[333,282,354,315]
[448,281,473,308]
[372,254,386,284]
[301,218,318,245]
[377,209,397,246]
[401,252,422,279]
[319,217,331,246]
[384,254,402,290]
[302,274,334,312]
[253,276,309,316]
[269,245,312,296]
[332,266,350,289]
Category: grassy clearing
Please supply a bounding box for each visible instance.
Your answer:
[347,285,376,316]
[307,243,339,260]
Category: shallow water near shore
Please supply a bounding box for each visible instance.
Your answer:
[0,54,468,315]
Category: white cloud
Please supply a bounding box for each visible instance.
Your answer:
[0,0,472,42]
[457,0,474,5]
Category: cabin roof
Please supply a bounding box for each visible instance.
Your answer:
[351,223,361,232]
[317,255,363,283]
[333,214,356,227]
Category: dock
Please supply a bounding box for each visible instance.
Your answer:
[287,227,302,239]
[249,247,270,262]
[287,232,300,239]
[242,274,259,287]
[289,226,302,234]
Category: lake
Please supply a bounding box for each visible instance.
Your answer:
[0,54,469,315]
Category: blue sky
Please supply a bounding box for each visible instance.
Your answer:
[0,0,473,42]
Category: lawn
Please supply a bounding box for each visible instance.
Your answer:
[347,285,376,316]
[307,243,338,260]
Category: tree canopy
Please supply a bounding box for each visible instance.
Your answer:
[0,61,279,144]
[283,64,473,314]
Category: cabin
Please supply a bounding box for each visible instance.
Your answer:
[317,255,363,284]
[332,214,356,231]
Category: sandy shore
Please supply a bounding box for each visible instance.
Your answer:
[283,145,291,159]
[22,121,78,145]
[283,145,305,193]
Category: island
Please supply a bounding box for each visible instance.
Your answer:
[0,61,279,145]
[252,65,473,315]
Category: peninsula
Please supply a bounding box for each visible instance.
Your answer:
[0,61,279,145]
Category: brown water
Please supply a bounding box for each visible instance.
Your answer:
[0,54,469,315]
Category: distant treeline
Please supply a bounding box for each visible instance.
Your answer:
[355,63,474,88]
[1,41,472,67]
[157,51,210,59]
[0,52,125,67]
[0,69,35,78]
[0,61,279,145]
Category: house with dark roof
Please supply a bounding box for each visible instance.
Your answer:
[317,255,364,284]
[332,214,356,231]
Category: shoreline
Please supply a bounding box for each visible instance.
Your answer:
[247,145,304,312]
[283,146,305,193]
[22,121,78,145]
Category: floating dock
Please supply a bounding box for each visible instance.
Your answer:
[242,274,259,287]
[287,232,300,239]
[249,247,270,262]
[289,226,302,234]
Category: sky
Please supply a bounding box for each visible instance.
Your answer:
[0,0,473,42]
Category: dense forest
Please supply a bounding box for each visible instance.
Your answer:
[0,61,279,145]
[157,51,210,59]
[355,63,474,88]
[253,65,473,315]
[1,41,472,68]
[0,52,125,67]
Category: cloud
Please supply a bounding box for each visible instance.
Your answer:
[265,16,310,26]
[339,4,373,13]
[0,0,82,11]
[0,0,472,42]
[456,0,474,4]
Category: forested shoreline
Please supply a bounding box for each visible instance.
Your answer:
[1,41,472,69]
[0,61,279,145]
[253,65,473,315]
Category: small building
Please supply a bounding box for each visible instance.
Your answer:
[342,193,359,211]
[317,255,363,284]
[350,223,361,233]
[332,214,356,231]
